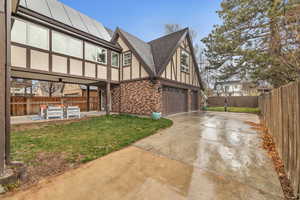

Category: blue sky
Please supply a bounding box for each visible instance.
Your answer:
[59,0,222,46]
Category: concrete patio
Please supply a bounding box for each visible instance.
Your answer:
[10,111,110,125]
[3,111,284,200]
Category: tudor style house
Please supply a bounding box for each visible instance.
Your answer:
[10,0,204,116]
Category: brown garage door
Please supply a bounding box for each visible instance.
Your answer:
[191,90,198,111]
[163,86,187,115]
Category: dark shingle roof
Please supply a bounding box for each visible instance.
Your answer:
[116,28,188,76]
[113,27,203,89]
[148,28,188,74]
[118,29,156,75]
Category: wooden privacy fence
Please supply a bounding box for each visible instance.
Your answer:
[11,96,100,116]
[208,96,258,108]
[259,81,300,197]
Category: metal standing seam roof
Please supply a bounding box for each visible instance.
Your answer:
[19,0,112,41]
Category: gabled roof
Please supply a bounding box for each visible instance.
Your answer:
[111,27,203,89]
[112,28,156,76]
[19,0,111,41]
[148,28,188,74]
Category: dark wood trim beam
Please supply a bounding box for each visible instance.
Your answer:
[159,78,201,91]
[49,30,52,72]
[15,9,121,52]
[115,31,154,77]
[67,57,70,74]
[5,0,11,166]
[106,50,112,115]
[86,85,90,112]
[0,0,11,174]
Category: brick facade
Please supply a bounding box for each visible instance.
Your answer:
[110,80,162,115]
[109,79,203,116]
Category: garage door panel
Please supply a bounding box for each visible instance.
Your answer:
[163,86,187,115]
[191,91,198,111]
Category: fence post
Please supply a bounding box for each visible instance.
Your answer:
[26,97,31,115]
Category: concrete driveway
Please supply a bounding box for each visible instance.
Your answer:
[3,112,284,200]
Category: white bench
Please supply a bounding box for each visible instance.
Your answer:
[65,106,80,119]
[46,106,64,120]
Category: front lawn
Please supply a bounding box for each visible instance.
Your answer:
[10,114,172,188]
[206,107,260,114]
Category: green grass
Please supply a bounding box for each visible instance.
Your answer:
[206,107,260,114]
[11,115,173,164]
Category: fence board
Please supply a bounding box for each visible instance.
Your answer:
[207,96,258,108]
[259,80,300,197]
[10,96,100,116]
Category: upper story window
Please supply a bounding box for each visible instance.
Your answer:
[111,52,119,67]
[180,50,190,73]
[11,18,49,50]
[52,31,83,58]
[123,52,132,66]
[85,42,107,64]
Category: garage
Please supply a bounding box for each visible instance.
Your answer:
[191,90,198,111]
[162,86,188,115]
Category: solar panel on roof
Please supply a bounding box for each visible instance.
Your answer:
[63,5,88,33]
[79,14,102,39]
[20,0,112,41]
[46,0,72,26]
[26,0,52,18]
[19,0,27,7]
[92,20,111,41]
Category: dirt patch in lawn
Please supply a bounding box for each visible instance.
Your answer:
[23,152,79,186]
[8,115,173,194]
[6,152,81,194]
[246,121,296,200]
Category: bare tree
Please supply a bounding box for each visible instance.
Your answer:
[164,24,200,59]
[38,81,64,97]
[164,24,198,42]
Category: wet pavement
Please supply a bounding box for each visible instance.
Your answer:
[3,111,284,200]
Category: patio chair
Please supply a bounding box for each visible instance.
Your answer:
[65,106,80,119]
[45,106,64,120]
[40,105,47,119]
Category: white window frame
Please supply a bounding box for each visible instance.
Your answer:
[27,22,49,50]
[123,51,132,66]
[96,46,107,65]
[11,18,50,50]
[111,51,120,67]
[52,31,83,58]
[180,50,190,73]
[85,42,107,65]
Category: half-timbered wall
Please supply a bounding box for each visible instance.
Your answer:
[161,38,200,87]
[116,37,149,81]
[10,17,120,83]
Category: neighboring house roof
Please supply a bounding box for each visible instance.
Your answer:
[149,28,187,74]
[112,28,203,89]
[19,0,111,41]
